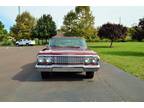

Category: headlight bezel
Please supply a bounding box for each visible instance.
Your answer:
[37,56,52,65]
[37,57,45,63]
[84,56,99,65]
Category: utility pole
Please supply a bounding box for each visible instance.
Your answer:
[18,6,21,38]
[119,17,121,24]
[18,6,21,15]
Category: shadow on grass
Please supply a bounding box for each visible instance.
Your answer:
[12,62,85,82]
[88,45,109,49]
[103,51,144,57]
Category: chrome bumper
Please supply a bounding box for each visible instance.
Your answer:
[35,64,100,72]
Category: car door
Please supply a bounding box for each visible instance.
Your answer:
[19,40,23,45]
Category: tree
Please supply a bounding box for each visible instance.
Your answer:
[61,6,96,41]
[0,21,7,41]
[131,18,144,41]
[139,18,144,29]
[10,11,36,40]
[61,11,78,36]
[32,14,57,40]
[98,23,127,48]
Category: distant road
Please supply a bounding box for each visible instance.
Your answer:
[0,46,144,101]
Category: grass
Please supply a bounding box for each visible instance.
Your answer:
[88,42,144,80]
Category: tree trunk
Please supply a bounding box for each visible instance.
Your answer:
[38,39,40,45]
[42,39,44,45]
[110,39,113,48]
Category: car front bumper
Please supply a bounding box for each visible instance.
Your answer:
[35,64,100,72]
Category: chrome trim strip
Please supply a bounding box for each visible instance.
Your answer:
[35,64,100,68]
[38,55,98,57]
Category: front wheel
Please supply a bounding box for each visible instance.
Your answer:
[41,72,49,80]
[86,72,94,79]
[26,43,29,46]
[16,43,19,46]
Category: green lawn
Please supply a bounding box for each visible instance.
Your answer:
[88,42,144,80]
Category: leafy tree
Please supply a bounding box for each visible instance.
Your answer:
[139,18,144,29]
[32,14,57,40]
[10,11,36,40]
[61,6,96,41]
[126,27,135,41]
[61,11,78,36]
[0,21,7,41]
[98,23,127,48]
[131,18,144,41]
[132,26,144,41]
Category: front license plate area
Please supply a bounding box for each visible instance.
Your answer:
[52,67,83,72]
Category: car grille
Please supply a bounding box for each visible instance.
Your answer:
[52,56,85,64]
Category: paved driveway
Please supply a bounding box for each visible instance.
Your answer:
[0,46,144,101]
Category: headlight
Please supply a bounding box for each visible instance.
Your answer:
[45,57,52,63]
[38,57,45,63]
[84,58,91,64]
[92,59,97,63]
[92,57,99,65]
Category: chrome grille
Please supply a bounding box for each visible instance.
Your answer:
[52,56,85,64]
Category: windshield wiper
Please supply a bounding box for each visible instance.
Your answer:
[67,46,81,48]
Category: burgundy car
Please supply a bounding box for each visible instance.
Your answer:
[35,36,100,79]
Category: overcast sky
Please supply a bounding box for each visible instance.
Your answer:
[0,6,144,31]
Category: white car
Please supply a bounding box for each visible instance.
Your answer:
[16,39,35,46]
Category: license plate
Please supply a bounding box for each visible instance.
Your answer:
[52,67,83,72]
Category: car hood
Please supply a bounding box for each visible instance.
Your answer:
[38,47,97,55]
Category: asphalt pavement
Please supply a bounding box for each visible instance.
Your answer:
[0,46,144,102]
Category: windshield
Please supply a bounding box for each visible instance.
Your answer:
[49,37,87,48]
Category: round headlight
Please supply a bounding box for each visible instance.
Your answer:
[92,57,99,65]
[84,58,91,64]
[92,59,97,63]
[38,57,44,63]
[46,57,52,63]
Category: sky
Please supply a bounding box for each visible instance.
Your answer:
[0,6,144,31]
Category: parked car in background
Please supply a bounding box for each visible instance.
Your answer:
[35,36,100,79]
[16,39,35,46]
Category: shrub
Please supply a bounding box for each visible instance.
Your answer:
[34,38,48,45]
[1,38,14,46]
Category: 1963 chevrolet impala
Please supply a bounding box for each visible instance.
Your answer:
[35,36,100,79]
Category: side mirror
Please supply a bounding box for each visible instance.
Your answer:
[46,45,49,49]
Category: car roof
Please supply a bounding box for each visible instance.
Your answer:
[51,36,84,39]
